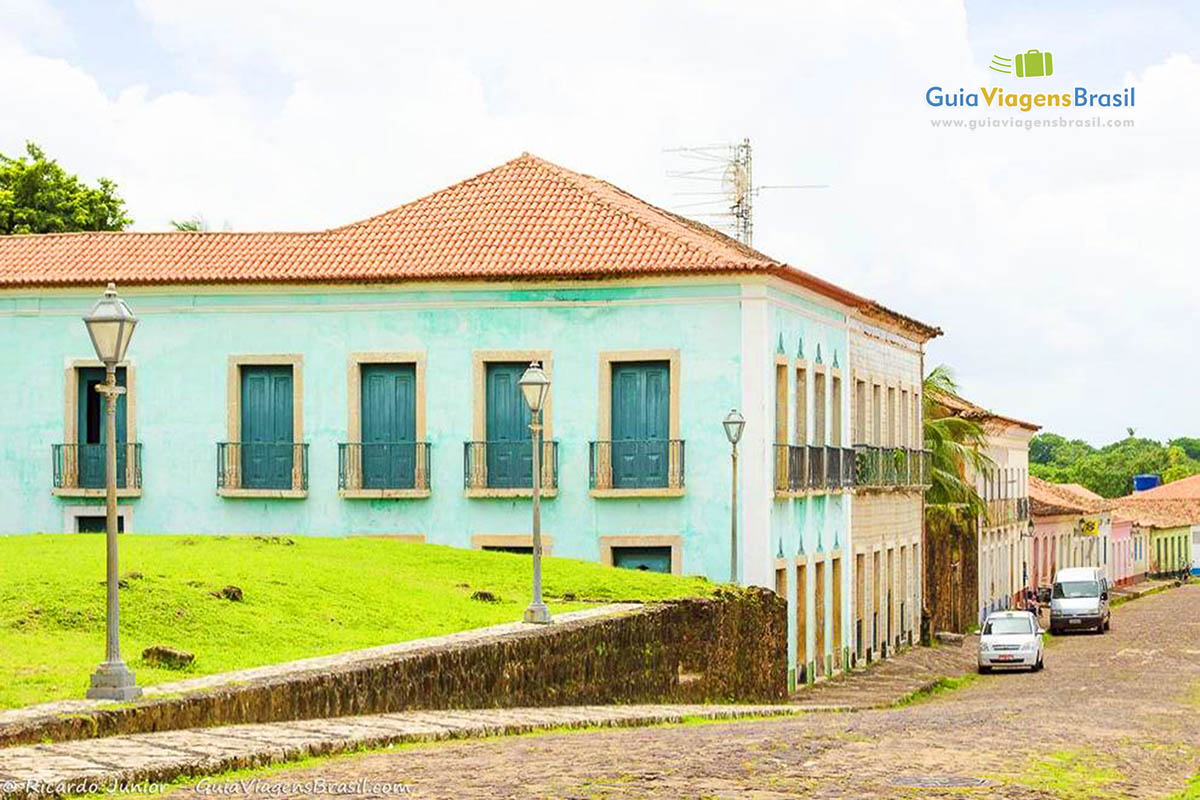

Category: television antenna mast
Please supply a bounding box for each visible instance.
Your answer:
[664,138,828,247]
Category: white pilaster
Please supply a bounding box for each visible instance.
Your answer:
[740,283,772,589]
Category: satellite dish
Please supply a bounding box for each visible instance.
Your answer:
[721,163,750,206]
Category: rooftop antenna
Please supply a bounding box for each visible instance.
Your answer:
[663,138,828,247]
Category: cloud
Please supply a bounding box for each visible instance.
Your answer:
[0,0,1194,443]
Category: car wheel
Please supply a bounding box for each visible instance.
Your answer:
[1034,655,1044,672]
[1104,617,1111,632]
[978,665,991,675]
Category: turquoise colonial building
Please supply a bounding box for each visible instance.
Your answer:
[0,154,938,684]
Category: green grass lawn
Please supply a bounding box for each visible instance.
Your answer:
[0,534,715,710]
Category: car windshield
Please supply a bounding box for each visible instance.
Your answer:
[984,617,1034,635]
[1053,580,1099,599]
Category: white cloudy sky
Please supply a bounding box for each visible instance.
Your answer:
[1,0,1196,444]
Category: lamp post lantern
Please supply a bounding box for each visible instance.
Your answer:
[723,409,745,584]
[518,361,552,624]
[83,283,142,700]
[1021,518,1035,595]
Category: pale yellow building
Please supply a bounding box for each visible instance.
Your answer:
[938,393,1039,622]
[848,316,929,662]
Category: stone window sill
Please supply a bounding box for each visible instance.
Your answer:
[53,488,142,499]
[464,488,558,499]
[589,488,685,499]
[218,488,307,499]
[340,489,431,500]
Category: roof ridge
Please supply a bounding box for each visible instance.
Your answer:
[520,154,777,269]
[322,153,536,234]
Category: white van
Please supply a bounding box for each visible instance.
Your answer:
[1048,566,1111,634]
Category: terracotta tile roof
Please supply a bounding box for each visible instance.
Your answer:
[1105,497,1200,529]
[1058,483,1104,502]
[0,153,940,340]
[1029,475,1104,517]
[1125,473,1200,500]
[934,391,1040,432]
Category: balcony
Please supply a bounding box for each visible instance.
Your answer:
[464,440,558,496]
[773,444,855,493]
[985,496,1030,527]
[589,439,685,496]
[217,442,309,497]
[338,442,431,497]
[826,446,856,489]
[52,443,142,496]
[853,445,931,490]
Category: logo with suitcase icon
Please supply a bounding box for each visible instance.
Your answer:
[990,50,1054,78]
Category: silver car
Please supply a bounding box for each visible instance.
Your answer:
[978,610,1044,673]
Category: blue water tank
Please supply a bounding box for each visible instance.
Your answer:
[1133,474,1161,492]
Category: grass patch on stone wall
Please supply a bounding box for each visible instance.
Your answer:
[0,534,715,709]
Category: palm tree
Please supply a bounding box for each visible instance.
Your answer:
[923,365,993,522]
[170,215,209,232]
[921,365,994,638]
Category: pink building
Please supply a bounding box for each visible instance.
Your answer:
[1028,477,1107,591]
[1106,515,1142,585]
[1054,483,1143,586]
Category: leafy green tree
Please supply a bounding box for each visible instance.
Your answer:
[1029,431,1200,497]
[1029,433,1066,465]
[0,142,131,234]
[1169,437,1200,461]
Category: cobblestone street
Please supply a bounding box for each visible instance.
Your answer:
[176,584,1200,799]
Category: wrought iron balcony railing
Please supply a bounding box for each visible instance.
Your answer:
[338,442,431,492]
[774,444,800,491]
[217,442,309,491]
[464,440,558,491]
[827,446,856,489]
[52,443,142,490]
[853,445,932,489]
[985,496,1032,527]
[807,445,826,490]
[774,444,854,492]
[588,439,684,490]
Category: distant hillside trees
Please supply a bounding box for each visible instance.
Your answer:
[1030,433,1200,498]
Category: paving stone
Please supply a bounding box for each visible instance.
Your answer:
[184,584,1200,799]
[0,703,801,797]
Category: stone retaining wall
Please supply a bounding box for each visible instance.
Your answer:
[0,588,785,747]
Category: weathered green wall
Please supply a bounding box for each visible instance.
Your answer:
[0,281,746,579]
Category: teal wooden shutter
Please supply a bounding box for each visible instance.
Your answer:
[610,361,669,488]
[485,363,532,488]
[77,367,127,489]
[241,365,293,489]
[361,364,417,489]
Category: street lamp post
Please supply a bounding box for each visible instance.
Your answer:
[83,283,141,701]
[1021,518,1035,598]
[723,409,745,584]
[519,361,552,624]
